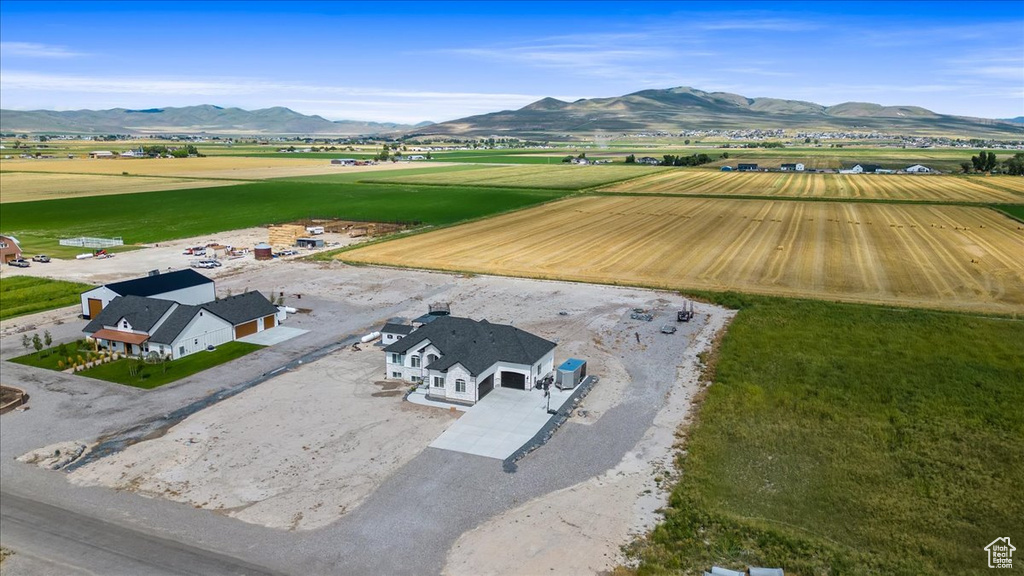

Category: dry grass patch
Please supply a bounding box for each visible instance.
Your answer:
[1,156,345,180]
[0,172,242,203]
[602,171,1024,203]
[344,196,1024,313]
[364,164,665,189]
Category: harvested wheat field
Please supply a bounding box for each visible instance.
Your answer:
[0,157,436,180]
[364,164,664,189]
[344,196,1024,313]
[602,170,1024,203]
[0,171,244,203]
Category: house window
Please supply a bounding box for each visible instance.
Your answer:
[433,376,445,388]
[392,371,402,378]
[390,353,400,364]
[455,379,466,393]
[179,346,185,355]
[411,355,420,368]
[411,376,422,383]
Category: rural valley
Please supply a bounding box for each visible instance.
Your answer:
[1,2,1022,576]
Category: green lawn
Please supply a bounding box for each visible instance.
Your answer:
[632,295,1024,575]
[0,276,94,320]
[0,181,572,253]
[9,340,96,371]
[78,341,264,389]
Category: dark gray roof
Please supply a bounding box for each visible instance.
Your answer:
[384,316,555,376]
[852,164,882,172]
[103,269,212,298]
[83,295,175,334]
[201,291,277,325]
[148,304,203,344]
[382,323,414,335]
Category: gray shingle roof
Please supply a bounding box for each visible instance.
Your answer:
[201,291,277,325]
[83,295,175,334]
[382,322,414,335]
[384,316,555,376]
[148,304,203,344]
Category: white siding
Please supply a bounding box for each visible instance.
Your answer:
[167,310,233,359]
[80,286,120,317]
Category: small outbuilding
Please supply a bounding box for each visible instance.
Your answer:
[296,237,325,249]
[556,358,587,390]
[738,163,759,171]
[80,269,215,319]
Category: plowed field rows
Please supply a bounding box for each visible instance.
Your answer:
[344,196,1024,312]
[364,164,664,189]
[602,171,1024,203]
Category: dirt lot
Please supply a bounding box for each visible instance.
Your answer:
[69,346,459,531]
[0,226,366,288]
[344,195,1024,313]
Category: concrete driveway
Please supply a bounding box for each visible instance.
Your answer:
[237,325,308,346]
[429,386,573,459]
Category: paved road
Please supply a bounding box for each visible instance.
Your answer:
[0,491,282,576]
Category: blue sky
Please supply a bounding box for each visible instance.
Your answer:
[1,1,1021,123]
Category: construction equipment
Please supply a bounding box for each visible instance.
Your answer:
[677,300,695,322]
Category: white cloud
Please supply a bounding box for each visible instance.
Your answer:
[0,41,89,58]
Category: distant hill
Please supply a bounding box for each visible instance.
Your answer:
[0,105,431,136]
[414,86,1024,139]
[1004,117,1024,124]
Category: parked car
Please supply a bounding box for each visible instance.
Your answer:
[31,255,51,263]
[7,258,30,268]
[660,325,677,334]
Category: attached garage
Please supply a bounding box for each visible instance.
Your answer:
[234,320,258,339]
[263,314,276,329]
[478,374,494,400]
[500,371,526,390]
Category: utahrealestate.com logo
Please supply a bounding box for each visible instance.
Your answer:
[985,537,1015,569]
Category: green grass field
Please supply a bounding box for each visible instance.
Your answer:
[631,295,1023,575]
[997,204,1024,222]
[0,276,94,320]
[0,181,572,253]
[78,341,263,389]
[272,164,487,184]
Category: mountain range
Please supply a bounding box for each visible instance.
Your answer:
[0,105,431,136]
[415,87,1024,139]
[2,88,1021,138]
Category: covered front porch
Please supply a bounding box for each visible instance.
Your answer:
[91,328,150,357]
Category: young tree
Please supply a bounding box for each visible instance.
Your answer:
[32,333,43,356]
[44,330,52,349]
[625,154,636,164]
[21,334,31,353]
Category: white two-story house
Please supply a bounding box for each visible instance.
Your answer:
[383,316,556,405]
